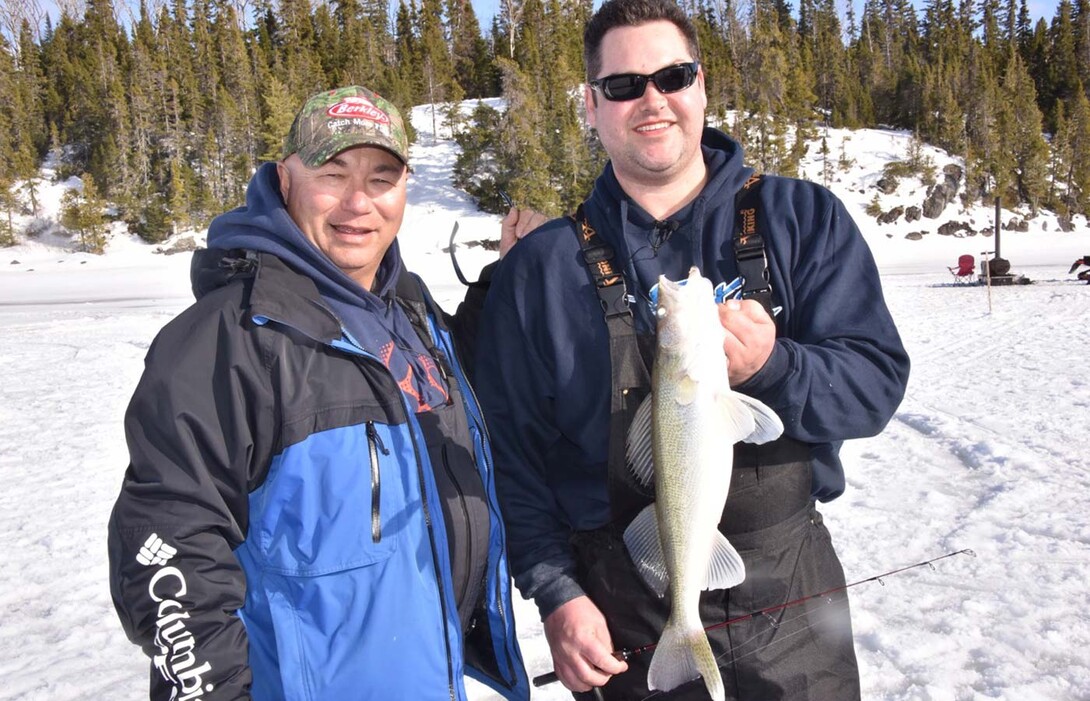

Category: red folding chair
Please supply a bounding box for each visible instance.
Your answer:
[948,254,976,284]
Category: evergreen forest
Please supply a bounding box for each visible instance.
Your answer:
[1,0,1089,248]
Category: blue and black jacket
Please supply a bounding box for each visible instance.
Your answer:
[475,128,910,619]
[107,164,528,700]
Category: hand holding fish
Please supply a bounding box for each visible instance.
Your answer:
[718,297,776,385]
[542,596,629,692]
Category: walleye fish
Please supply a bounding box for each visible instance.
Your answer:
[624,266,783,701]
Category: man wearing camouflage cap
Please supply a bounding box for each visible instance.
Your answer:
[107,85,535,701]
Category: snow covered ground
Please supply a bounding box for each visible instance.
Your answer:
[1,103,1088,700]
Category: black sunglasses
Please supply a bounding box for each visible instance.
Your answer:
[589,62,700,102]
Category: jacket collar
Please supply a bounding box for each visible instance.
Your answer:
[250,252,344,343]
[193,247,344,344]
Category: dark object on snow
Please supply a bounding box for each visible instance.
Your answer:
[923,166,963,218]
[905,206,921,222]
[154,236,198,255]
[979,255,1032,285]
[876,176,898,194]
[938,220,974,237]
[877,206,903,224]
[986,256,1011,277]
[1070,256,1090,283]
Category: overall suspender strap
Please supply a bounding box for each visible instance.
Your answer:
[733,174,776,318]
[571,204,654,524]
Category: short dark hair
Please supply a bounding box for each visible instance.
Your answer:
[584,0,701,81]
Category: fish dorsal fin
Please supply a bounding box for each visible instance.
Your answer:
[622,503,669,598]
[705,531,746,591]
[625,394,655,487]
[733,394,784,445]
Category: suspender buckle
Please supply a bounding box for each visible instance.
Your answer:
[598,280,631,319]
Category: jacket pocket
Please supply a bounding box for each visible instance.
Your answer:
[253,421,400,576]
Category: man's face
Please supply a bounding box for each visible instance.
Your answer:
[585,21,707,191]
[277,146,408,290]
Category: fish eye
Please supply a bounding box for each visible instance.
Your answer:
[656,307,667,318]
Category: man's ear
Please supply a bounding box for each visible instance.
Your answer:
[276,160,291,201]
[584,83,598,129]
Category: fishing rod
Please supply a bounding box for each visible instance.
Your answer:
[532,548,975,688]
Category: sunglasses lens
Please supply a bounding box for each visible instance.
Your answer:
[654,64,695,93]
[602,74,647,101]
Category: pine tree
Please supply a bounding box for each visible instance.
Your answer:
[1047,0,1080,129]
[277,0,326,99]
[996,51,1050,210]
[692,0,742,123]
[810,0,851,127]
[1050,100,1073,212]
[213,0,259,183]
[75,0,132,197]
[494,57,561,214]
[260,74,296,161]
[448,0,493,98]
[1062,85,1090,213]
[126,0,163,200]
[1076,0,1090,90]
[61,173,108,254]
[737,0,795,173]
[1023,19,1050,113]
[15,22,46,171]
[0,176,17,246]
[391,0,421,107]
[452,101,507,211]
[417,0,458,128]
[920,60,965,153]
[962,42,1000,206]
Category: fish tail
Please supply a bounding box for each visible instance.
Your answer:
[647,616,725,701]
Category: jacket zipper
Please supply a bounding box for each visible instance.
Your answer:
[409,429,458,701]
[366,421,388,543]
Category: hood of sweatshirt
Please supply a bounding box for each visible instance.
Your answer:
[203,162,449,412]
[585,127,754,332]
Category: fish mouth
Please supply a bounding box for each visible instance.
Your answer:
[657,274,683,292]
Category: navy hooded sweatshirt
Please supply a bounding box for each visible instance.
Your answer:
[474,128,910,617]
[207,162,449,412]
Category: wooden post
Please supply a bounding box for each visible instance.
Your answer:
[981,249,993,314]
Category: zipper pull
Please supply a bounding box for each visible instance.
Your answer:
[366,422,389,543]
[366,421,389,455]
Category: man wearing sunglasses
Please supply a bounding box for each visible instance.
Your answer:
[476,0,910,699]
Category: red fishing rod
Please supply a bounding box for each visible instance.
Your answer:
[532,548,975,688]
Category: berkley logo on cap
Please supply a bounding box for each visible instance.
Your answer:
[327,96,390,125]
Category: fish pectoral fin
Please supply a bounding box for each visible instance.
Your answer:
[705,532,746,590]
[716,392,757,438]
[625,393,655,487]
[733,393,785,445]
[622,504,669,597]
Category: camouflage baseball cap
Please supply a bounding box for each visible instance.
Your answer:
[284,86,410,167]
